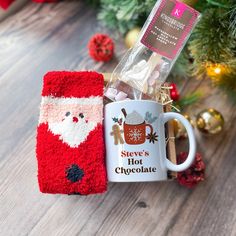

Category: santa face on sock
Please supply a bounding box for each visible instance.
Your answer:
[48,111,96,148]
[39,96,102,148]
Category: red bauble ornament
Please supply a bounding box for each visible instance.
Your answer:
[0,0,15,9]
[88,34,114,62]
[170,83,180,101]
[177,152,205,188]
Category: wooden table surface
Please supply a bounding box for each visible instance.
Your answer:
[1,1,236,236]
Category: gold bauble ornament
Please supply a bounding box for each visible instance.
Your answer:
[179,0,198,7]
[124,27,141,48]
[173,114,194,139]
[196,108,224,135]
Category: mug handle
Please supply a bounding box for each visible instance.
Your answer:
[161,112,196,172]
[145,124,153,135]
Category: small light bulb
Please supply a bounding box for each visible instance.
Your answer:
[214,67,221,74]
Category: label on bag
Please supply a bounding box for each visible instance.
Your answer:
[141,0,200,60]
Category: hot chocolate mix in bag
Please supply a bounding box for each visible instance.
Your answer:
[105,0,200,101]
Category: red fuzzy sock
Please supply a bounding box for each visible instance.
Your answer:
[36,71,107,195]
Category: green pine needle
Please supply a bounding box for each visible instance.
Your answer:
[175,91,203,110]
[97,0,156,34]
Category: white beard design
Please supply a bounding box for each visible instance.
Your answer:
[48,116,97,148]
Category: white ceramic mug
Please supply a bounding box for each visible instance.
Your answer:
[105,100,196,182]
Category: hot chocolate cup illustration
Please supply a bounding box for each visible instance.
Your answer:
[122,109,153,145]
